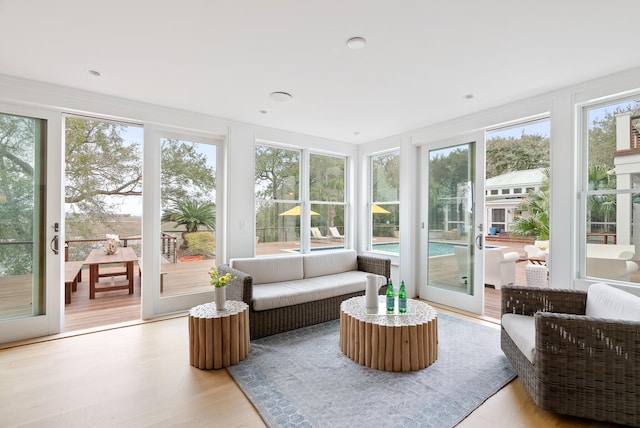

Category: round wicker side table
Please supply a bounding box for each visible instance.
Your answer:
[188,300,250,370]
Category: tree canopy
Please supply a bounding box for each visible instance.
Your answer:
[485,133,549,178]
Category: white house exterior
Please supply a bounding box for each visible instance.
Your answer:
[485,168,546,234]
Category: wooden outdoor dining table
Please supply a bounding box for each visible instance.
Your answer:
[84,247,138,299]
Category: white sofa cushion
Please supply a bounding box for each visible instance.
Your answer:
[585,282,640,321]
[501,313,536,364]
[230,255,304,285]
[303,249,358,278]
[252,270,380,311]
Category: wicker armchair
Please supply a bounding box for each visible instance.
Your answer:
[501,285,640,427]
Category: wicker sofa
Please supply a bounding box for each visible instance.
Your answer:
[501,283,640,426]
[218,249,391,339]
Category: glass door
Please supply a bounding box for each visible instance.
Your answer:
[420,138,485,314]
[0,109,62,343]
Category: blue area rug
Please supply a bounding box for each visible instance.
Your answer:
[228,312,515,428]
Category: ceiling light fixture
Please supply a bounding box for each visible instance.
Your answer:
[347,36,367,49]
[269,91,293,102]
[346,36,366,49]
[87,69,102,77]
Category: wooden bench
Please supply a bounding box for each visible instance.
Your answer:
[64,261,84,304]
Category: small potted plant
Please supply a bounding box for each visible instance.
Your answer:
[209,266,235,311]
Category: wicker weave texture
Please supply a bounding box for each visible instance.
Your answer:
[501,285,640,427]
[219,254,391,340]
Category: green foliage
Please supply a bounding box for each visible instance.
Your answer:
[255,145,299,200]
[372,152,400,202]
[428,146,470,229]
[183,231,215,258]
[486,133,549,178]
[510,169,550,240]
[0,114,38,275]
[161,200,215,233]
[160,139,216,209]
[65,118,142,216]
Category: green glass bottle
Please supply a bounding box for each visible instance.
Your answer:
[386,279,395,312]
[398,281,407,313]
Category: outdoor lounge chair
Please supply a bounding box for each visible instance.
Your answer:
[328,226,344,240]
[310,227,332,241]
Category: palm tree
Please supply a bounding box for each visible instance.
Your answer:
[510,169,550,240]
[161,200,216,255]
[161,200,215,232]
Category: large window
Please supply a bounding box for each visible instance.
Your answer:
[582,96,640,284]
[370,151,399,254]
[255,144,347,255]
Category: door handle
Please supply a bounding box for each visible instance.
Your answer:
[50,235,59,255]
[475,233,483,250]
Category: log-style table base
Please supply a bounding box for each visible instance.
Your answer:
[188,300,250,370]
[340,296,438,372]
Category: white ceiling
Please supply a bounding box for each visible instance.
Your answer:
[1,0,640,143]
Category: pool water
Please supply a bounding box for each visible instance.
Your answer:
[373,241,464,256]
[372,242,494,255]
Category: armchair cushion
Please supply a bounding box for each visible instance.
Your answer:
[585,282,640,321]
[501,313,536,363]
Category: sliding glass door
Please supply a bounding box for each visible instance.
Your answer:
[420,136,485,315]
[0,108,62,343]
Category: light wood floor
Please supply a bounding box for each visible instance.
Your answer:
[0,307,623,428]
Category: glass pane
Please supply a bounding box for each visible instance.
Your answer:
[372,151,399,202]
[309,153,346,250]
[256,202,302,255]
[371,151,400,254]
[310,203,344,250]
[584,98,640,284]
[371,203,399,252]
[427,144,473,295]
[255,145,300,200]
[585,191,640,283]
[160,138,216,296]
[309,154,345,202]
[0,113,46,320]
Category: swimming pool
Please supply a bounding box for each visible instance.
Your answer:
[373,241,464,256]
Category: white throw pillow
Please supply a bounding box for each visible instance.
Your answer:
[585,282,640,321]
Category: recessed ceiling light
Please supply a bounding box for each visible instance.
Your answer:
[87,69,102,77]
[269,91,293,102]
[464,93,474,99]
[346,36,366,49]
[260,109,268,114]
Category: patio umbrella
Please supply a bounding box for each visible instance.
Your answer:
[279,205,320,216]
[371,204,391,214]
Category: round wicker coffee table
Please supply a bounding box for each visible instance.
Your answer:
[188,300,250,370]
[340,296,438,372]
